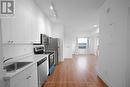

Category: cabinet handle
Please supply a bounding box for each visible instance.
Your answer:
[26,76,31,79]
[8,41,13,44]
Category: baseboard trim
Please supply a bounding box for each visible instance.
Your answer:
[98,76,108,87]
[64,57,72,60]
[97,72,110,87]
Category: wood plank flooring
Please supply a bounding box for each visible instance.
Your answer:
[43,54,107,87]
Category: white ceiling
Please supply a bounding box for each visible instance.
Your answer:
[35,0,105,32]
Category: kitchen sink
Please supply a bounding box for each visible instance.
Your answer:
[3,62,32,72]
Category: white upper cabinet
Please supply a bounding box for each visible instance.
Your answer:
[1,19,12,43]
[1,0,52,44]
[1,0,32,44]
[30,15,40,43]
[1,0,35,44]
[1,17,32,44]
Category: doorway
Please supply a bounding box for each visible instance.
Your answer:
[75,37,89,54]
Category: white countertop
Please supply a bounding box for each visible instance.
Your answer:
[4,54,49,80]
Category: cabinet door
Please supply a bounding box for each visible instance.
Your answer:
[30,15,40,43]
[10,64,38,87]
[24,14,32,43]
[11,17,25,43]
[10,70,28,87]
[1,0,32,44]
[11,2,28,43]
[28,63,38,87]
[1,15,25,44]
[1,19,12,43]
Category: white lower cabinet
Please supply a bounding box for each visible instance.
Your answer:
[5,63,38,87]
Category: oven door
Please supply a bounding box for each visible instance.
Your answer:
[49,53,55,68]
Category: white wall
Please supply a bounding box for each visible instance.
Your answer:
[51,23,64,39]
[0,19,5,87]
[98,0,129,87]
[126,6,130,87]
[1,0,53,60]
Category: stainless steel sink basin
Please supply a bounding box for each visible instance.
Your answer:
[3,62,32,72]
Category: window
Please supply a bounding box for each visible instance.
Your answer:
[78,38,88,49]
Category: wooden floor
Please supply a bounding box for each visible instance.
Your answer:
[43,54,107,87]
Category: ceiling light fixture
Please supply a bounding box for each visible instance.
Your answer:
[50,5,53,10]
[93,25,98,28]
[49,0,57,18]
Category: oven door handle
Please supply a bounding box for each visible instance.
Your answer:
[37,57,47,66]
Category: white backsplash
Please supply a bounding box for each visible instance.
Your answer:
[2,44,34,60]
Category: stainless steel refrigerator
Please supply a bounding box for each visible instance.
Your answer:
[47,37,60,65]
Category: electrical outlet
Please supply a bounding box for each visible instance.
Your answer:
[106,8,111,14]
